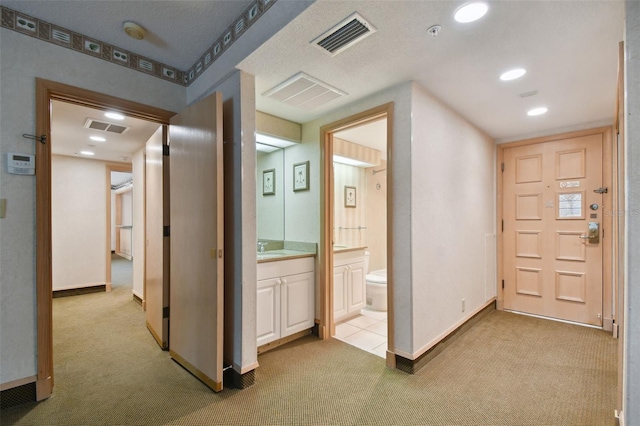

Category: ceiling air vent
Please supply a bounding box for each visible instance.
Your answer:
[312,12,377,57]
[263,72,347,110]
[84,118,130,134]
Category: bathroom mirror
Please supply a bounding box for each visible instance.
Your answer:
[256,144,285,242]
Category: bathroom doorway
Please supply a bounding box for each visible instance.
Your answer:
[332,118,388,358]
[319,102,395,368]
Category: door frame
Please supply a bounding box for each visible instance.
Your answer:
[318,102,396,369]
[107,163,133,291]
[495,126,614,330]
[34,78,174,400]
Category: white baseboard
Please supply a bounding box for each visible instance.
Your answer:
[1,375,37,391]
[615,409,624,426]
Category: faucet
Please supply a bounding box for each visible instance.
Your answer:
[257,241,267,253]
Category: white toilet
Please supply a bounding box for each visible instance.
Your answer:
[364,251,387,311]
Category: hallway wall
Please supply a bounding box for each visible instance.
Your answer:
[0,28,185,385]
[51,155,108,291]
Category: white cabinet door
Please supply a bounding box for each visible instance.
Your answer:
[348,261,366,312]
[281,272,314,337]
[257,278,281,346]
[333,265,348,321]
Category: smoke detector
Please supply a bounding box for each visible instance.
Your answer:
[427,25,442,38]
[123,22,146,40]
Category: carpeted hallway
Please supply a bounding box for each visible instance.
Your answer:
[2,264,617,425]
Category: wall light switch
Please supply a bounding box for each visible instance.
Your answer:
[0,199,6,218]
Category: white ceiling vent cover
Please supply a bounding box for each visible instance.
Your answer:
[83,118,130,135]
[312,12,377,57]
[263,72,347,110]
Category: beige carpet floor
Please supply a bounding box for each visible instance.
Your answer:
[2,279,617,426]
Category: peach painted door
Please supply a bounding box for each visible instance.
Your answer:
[503,134,603,326]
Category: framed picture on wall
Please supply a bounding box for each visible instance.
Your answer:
[263,169,275,196]
[293,161,309,192]
[345,186,356,208]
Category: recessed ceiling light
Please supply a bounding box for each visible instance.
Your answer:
[105,112,125,120]
[454,2,489,23]
[527,107,548,116]
[90,136,106,142]
[80,150,95,156]
[500,68,526,81]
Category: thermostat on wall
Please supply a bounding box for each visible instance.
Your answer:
[7,153,35,175]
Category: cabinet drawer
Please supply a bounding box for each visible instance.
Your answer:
[257,257,314,280]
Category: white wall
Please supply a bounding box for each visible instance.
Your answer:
[0,28,185,385]
[132,146,147,300]
[51,155,108,290]
[206,70,258,375]
[409,83,496,358]
[624,1,640,423]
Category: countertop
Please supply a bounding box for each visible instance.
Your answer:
[257,249,316,263]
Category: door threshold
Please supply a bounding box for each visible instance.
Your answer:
[504,309,603,330]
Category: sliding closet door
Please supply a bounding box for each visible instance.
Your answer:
[145,127,169,348]
[169,92,225,391]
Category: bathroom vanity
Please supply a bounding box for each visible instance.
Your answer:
[256,251,315,351]
[333,247,367,322]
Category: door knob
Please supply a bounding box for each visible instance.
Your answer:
[579,222,600,244]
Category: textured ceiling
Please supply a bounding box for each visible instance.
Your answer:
[0,0,252,70]
[238,0,625,141]
[3,0,626,144]
[51,100,161,163]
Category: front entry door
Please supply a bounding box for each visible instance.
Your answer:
[169,92,225,391]
[503,134,603,326]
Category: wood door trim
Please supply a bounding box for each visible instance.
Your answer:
[496,126,614,330]
[35,78,174,400]
[319,102,395,369]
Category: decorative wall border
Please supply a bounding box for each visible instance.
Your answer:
[0,0,276,87]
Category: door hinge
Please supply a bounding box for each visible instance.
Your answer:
[163,144,170,156]
[593,187,608,194]
[502,279,505,289]
[501,219,504,232]
[501,163,505,172]
[163,306,170,318]
[163,226,170,237]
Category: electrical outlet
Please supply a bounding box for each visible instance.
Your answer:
[462,298,465,313]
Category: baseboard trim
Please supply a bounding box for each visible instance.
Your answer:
[395,301,496,374]
[0,381,36,409]
[0,376,37,392]
[132,293,143,306]
[53,284,106,298]
[615,409,624,426]
[257,329,313,355]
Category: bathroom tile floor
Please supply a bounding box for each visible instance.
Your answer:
[334,310,388,358]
